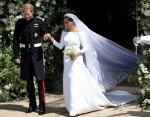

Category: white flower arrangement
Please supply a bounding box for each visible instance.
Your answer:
[136,44,150,109]
[63,46,76,60]
[139,0,150,34]
[135,0,150,107]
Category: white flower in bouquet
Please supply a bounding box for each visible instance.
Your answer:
[64,46,76,56]
[64,46,76,60]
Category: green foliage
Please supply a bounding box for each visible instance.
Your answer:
[0,44,26,102]
[0,0,71,101]
[139,0,150,35]
[134,0,150,110]
[136,44,150,110]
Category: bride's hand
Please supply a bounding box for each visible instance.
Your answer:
[70,54,76,60]
[46,33,55,42]
[70,51,81,60]
[46,33,51,38]
[43,33,52,41]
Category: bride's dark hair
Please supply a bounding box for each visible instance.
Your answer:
[64,16,74,22]
[63,15,76,29]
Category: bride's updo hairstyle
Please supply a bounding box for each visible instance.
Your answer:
[63,15,76,26]
[64,16,73,22]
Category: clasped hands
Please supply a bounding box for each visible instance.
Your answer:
[43,33,53,42]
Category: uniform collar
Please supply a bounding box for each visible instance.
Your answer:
[25,17,35,23]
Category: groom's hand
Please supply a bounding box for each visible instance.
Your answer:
[43,33,49,41]
[43,33,53,42]
[14,58,21,65]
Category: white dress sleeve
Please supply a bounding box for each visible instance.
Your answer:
[79,31,88,54]
[53,33,65,49]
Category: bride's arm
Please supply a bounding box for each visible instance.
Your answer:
[46,33,64,49]
[79,31,88,54]
[70,31,88,60]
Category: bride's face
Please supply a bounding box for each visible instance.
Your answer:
[64,18,75,31]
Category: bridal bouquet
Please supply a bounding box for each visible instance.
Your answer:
[63,46,76,60]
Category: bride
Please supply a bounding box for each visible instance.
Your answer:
[44,13,140,116]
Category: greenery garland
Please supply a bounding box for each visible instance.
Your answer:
[135,0,150,110]
[0,0,71,102]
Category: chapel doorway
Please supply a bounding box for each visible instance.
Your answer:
[66,0,137,50]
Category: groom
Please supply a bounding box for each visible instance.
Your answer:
[13,3,49,115]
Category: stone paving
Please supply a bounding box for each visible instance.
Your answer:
[0,84,150,117]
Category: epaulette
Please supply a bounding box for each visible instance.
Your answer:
[36,16,45,21]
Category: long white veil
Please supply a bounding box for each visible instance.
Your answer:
[64,13,140,92]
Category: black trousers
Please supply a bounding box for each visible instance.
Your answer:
[26,55,46,111]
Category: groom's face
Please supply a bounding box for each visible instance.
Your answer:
[23,9,33,21]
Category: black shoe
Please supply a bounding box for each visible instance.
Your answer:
[25,106,37,113]
[38,109,45,115]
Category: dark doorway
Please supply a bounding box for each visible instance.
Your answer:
[67,0,137,50]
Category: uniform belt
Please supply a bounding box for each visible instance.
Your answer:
[20,43,42,48]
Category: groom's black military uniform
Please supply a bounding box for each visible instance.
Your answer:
[13,17,48,115]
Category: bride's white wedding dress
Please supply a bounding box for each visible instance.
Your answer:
[53,30,137,116]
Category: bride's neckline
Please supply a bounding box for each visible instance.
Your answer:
[63,30,81,33]
[63,28,81,33]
